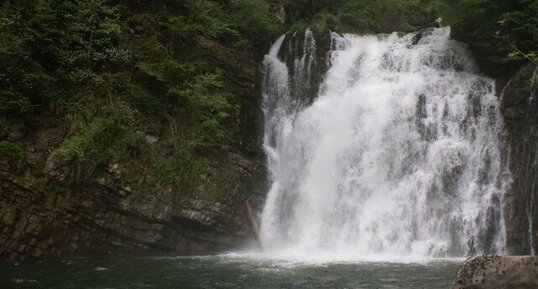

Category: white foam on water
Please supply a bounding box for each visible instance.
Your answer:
[218,251,464,267]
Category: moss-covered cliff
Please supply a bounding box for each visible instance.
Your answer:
[0,0,279,261]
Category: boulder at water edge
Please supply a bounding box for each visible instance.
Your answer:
[451,255,538,289]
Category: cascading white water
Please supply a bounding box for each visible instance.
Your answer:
[260,27,509,260]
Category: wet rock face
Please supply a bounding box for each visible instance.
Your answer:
[451,255,538,289]
[0,168,255,261]
[0,127,263,261]
[501,64,538,255]
[277,29,330,108]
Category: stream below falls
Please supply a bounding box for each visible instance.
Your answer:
[0,254,460,289]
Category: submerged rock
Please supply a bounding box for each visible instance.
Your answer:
[451,255,538,289]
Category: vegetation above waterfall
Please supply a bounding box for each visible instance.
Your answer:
[279,0,537,73]
[281,0,436,34]
[435,0,538,73]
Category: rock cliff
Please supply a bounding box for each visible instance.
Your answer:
[0,26,267,261]
[0,130,264,261]
[501,64,538,255]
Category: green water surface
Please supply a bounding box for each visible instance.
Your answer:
[0,255,460,289]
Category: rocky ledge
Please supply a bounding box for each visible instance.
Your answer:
[451,255,538,289]
[0,131,265,261]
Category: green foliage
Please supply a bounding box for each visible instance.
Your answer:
[201,119,223,142]
[0,141,23,160]
[53,0,131,79]
[53,116,115,162]
[45,88,84,113]
[181,72,233,127]
[0,0,131,117]
[0,4,47,115]
[103,74,161,114]
[283,0,436,34]
[498,6,538,64]
[227,0,284,49]
[0,0,283,197]
[434,0,538,67]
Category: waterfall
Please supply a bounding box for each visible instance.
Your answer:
[260,27,509,259]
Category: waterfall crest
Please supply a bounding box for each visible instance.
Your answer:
[260,28,509,259]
